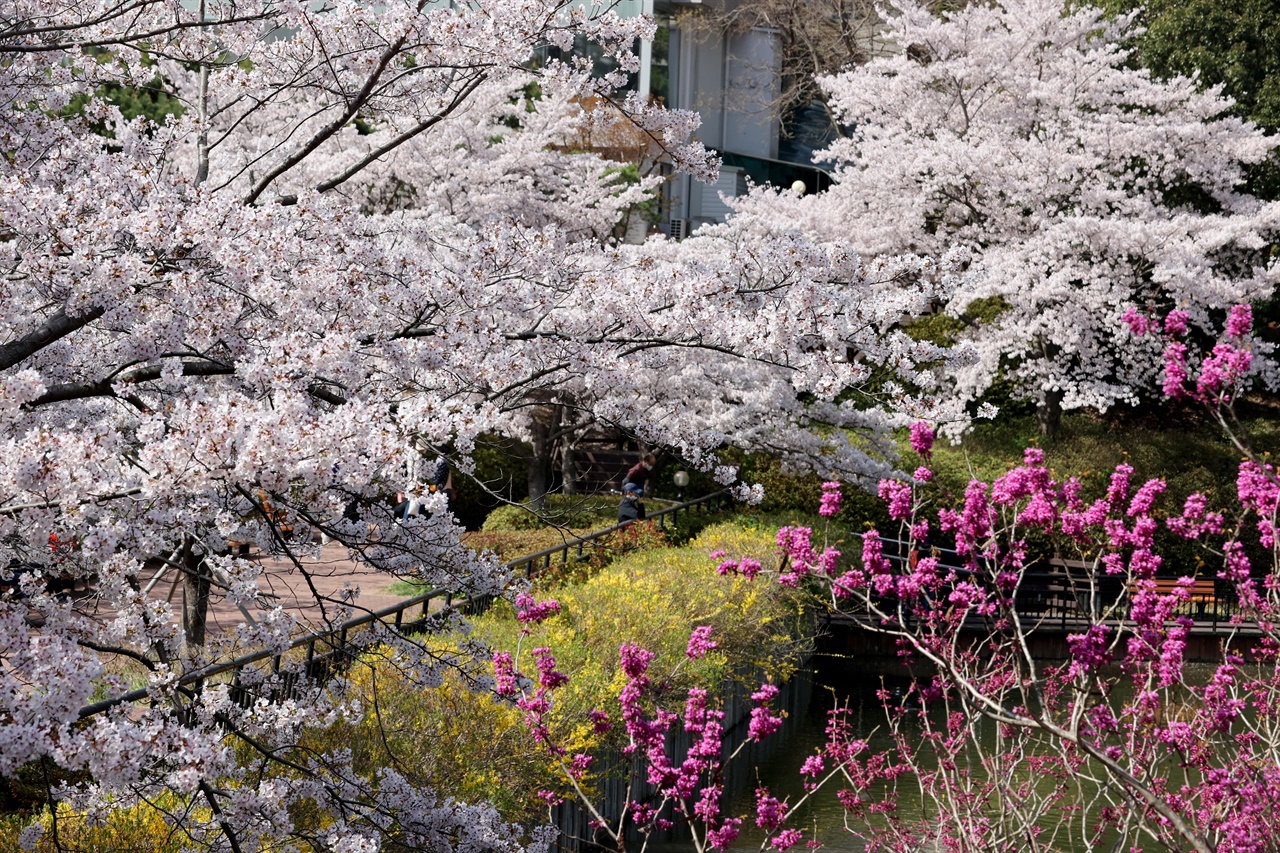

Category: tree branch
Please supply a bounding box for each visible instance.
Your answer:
[0,306,105,371]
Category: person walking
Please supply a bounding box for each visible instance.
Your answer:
[397,442,454,519]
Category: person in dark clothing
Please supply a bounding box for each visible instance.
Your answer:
[622,453,657,493]
[396,454,455,519]
[618,482,647,523]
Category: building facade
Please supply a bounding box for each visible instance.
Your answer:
[611,0,834,236]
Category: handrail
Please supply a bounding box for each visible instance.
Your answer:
[504,490,728,577]
[852,535,1242,632]
[77,491,731,720]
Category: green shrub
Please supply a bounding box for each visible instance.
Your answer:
[308,658,553,826]
[481,494,619,532]
[473,519,810,742]
[452,435,530,531]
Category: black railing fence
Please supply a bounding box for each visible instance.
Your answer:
[865,536,1245,633]
[78,491,732,721]
[504,491,730,580]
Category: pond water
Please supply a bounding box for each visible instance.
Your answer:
[717,661,910,852]
[634,657,1231,853]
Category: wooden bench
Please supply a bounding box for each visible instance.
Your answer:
[1046,558,1128,616]
[1128,576,1219,617]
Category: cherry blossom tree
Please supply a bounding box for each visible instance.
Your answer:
[731,0,1280,435]
[0,0,966,848]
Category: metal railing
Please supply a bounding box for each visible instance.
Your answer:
[504,490,729,579]
[848,536,1245,634]
[78,491,731,720]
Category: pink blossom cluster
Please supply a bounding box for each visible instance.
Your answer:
[685,626,718,659]
[774,525,841,585]
[723,365,1280,853]
[909,421,935,460]
[1129,304,1261,404]
[819,481,843,517]
[515,591,561,625]
[748,683,784,741]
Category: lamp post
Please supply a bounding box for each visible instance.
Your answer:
[673,470,690,503]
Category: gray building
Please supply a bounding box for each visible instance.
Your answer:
[608,0,833,236]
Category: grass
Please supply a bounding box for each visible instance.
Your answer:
[920,409,1280,506]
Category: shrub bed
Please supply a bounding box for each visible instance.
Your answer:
[316,520,809,825]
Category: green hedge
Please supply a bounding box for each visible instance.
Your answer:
[481,494,620,532]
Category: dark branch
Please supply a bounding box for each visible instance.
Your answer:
[0,306,105,371]
[314,72,489,195]
[28,359,235,407]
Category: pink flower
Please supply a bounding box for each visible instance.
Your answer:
[532,647,568,690]
[707,818,742,850]
[777,526,818,571]
[1226,303,1253,337]
[1162,342,1190,399]
[772,829,804,852]
[492,651,518,696]
[588,709,611,734]
[1196,342,1252,401]
[1164,309,1189,335]
[686,626,718,659]
[620,642,654,679]
[568,753,593,780]
[1066,624,1112,676]
[1122,307,1153,335]
[819,481,842,517]
[749,684,783,741]
[1127,479,1166,517]
[755,789,786,829]
[877,479,913,520]
[909,421,935,459]
[515,592,561,624]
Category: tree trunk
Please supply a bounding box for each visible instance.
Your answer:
[1035,336,1065,438]
[526,404,561,510]
[1037,386,1064,438]
[181,536,211,652]
[560,423,580,496]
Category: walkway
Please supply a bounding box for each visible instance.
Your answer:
[75,540,411,638]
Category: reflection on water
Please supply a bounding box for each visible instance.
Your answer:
[718,662,907,852]
[645,657,913,853]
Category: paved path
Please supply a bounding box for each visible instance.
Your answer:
[135,540,410,638]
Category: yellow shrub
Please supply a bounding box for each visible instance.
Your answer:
[296,519,809,829]
[0,797,202,853]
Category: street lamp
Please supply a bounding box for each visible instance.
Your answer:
[673,470,690,502]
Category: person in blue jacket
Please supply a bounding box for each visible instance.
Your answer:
[617,482,647,523]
